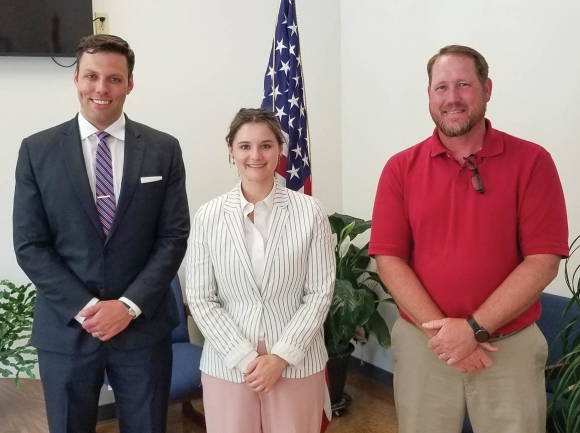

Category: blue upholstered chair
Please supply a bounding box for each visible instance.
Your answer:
[462,292,580,433]
[168,275,204,424]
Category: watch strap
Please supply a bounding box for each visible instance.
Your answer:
[467,315,490,342]
[120,301,137,319]
[467,315,481,332]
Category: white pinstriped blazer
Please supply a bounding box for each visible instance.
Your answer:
[186,182,335,383]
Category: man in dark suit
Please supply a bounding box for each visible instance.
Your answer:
[13,35,190,433]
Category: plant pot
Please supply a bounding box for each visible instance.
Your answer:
[326,342,355,404]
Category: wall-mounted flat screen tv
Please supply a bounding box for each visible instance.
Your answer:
[0,0,93,57]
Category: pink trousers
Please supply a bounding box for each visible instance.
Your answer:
[202,342,325,433]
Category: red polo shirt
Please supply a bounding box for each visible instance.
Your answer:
[369,119,569,335]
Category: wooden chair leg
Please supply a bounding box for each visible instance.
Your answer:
[182,400,206,427]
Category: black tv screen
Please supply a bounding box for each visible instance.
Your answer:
[0,0,93,57]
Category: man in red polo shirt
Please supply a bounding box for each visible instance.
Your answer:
[370,45,569,433]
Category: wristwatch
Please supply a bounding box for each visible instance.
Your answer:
[467,316,490,343]
[121,301,137,320]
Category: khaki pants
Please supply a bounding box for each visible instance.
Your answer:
[392,318,548,433]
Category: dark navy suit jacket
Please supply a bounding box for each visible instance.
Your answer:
[13,115,190,355]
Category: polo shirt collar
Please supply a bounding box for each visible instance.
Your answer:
[429,118,504,158]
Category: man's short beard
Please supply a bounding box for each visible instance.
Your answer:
[430,103,487,138]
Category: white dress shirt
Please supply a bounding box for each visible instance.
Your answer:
[79,112,125,203]
[235,183,276,373]
[73,112,142,323]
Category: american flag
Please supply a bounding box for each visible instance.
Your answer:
[261,2,330,430]
[261,0,312,195]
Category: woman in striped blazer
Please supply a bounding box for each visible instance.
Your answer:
[186,108,335,433]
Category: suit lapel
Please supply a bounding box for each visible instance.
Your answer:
[105,117,145,242]
[58,116,105,240]
[262,184,289,290]
[223,184,260,295]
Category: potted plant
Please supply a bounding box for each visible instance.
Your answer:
[548,235,580,432]
[0,280,37,387]
[324,213,395,411]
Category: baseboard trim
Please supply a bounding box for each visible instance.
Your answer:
[97,403,117,422]
[348,355,394,388]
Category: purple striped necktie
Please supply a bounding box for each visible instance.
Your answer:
[95,131,116,235]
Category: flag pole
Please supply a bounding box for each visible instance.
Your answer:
[292,0,313,192]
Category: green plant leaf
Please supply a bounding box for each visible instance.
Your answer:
[325,213,397,357]
[339,221,356,244]
[0,279,37,387]
[378,298,398,305]
[363,271,390,295]
[359,283,379,302]
[548,235,580,432]
[328,213,347,235]
[364,309,391,348]
[348,220,371,238]
[356,289,375,327]
[325,279,359,354]
[328,213,371,239]
[345,244,371,271]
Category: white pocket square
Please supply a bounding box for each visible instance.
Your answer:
[141,176,162,183]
